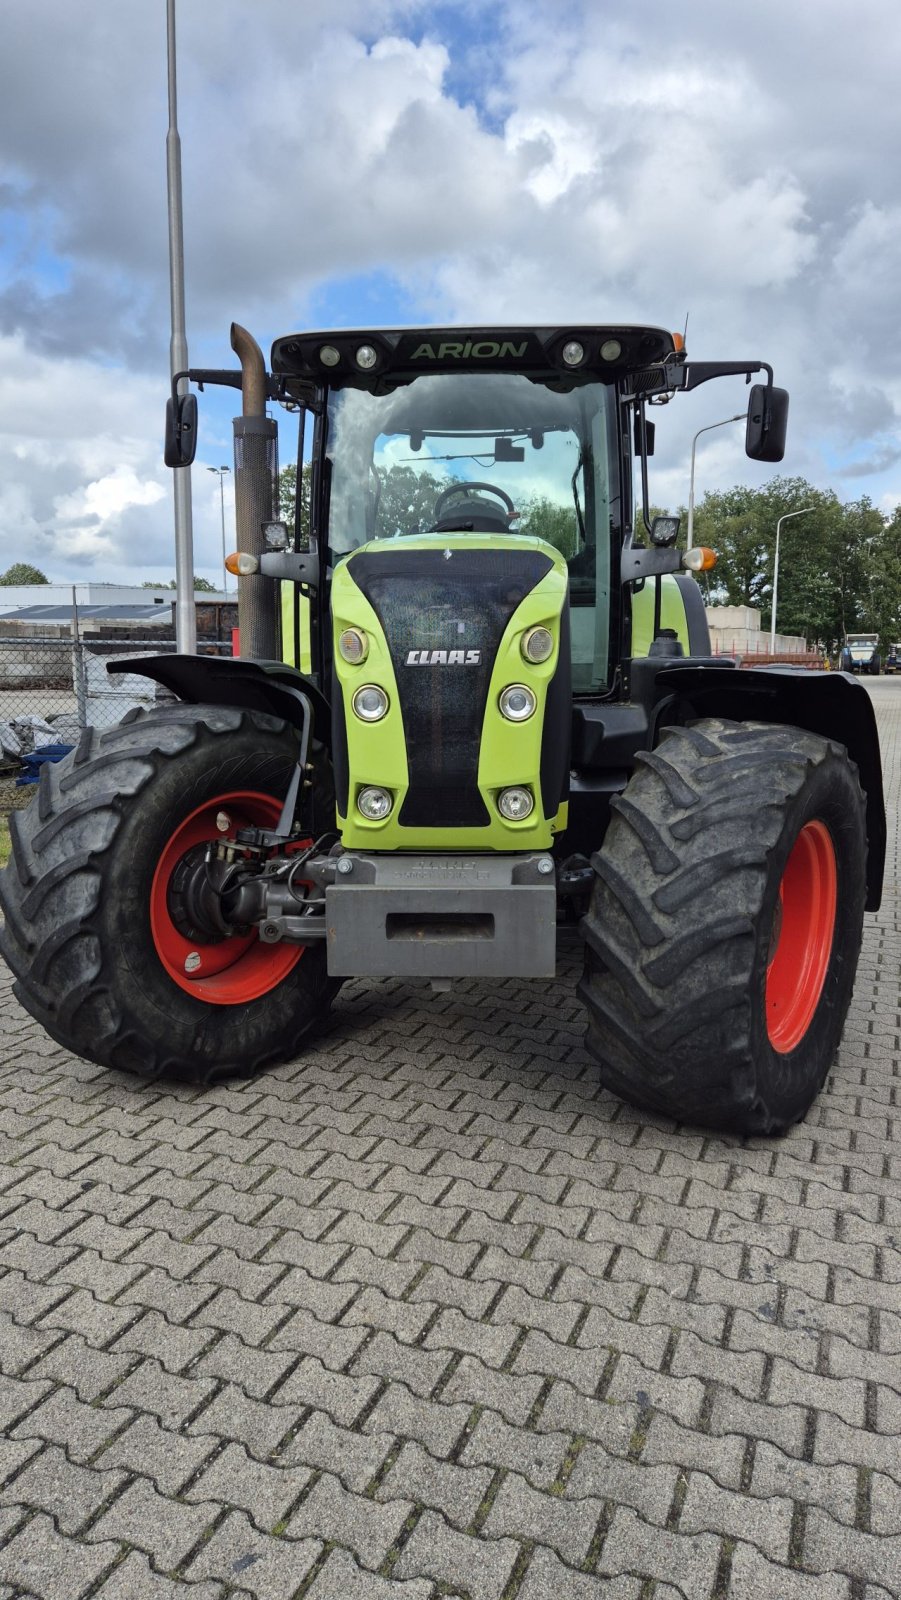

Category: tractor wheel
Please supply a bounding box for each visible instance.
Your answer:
[0,704,336,1084]
[578,719,867,1135]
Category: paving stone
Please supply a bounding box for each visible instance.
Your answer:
[0,1511,119,1599]
[277,1410,394,1492]
[597,1505,722,1593]
[378,1440,493,1526]
[728,1541,851,1599]
[459,1409,570,1490]
[286,1471,413,1568]
[302,1547,434,1599]
[273,1357,385,1427]
[362,1381,472,1458]
[92,1550,226,1599]
[392,1509,520,1600]
[1,1442,126,1533]
[186,1441,312,1528]
[485,1471,604,1565]
[517,1547,644,1600]
[91,1478,218,1569]
[803,1506,901,1588]
[188,1384,301,1457]
[94,1413,218,1496]
[105,1356,218,1429]
[183,1508,321,1596]
[191,1332,296,1400]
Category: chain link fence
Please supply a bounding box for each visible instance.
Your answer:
[0,638,229,818]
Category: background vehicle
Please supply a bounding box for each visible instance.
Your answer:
[0,324,885,1134]
[884,643,900,674]
[841,633,881,675]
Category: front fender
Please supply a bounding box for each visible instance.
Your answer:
[106,654,332,749]
[655,665,886,911]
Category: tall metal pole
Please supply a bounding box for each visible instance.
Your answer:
[771,507,813,651]
[686,413,745,546]
[207,466,230,596]
[166,0,196,653]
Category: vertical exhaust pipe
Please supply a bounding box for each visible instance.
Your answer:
[231,323,279,659]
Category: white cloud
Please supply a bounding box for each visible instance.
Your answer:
[2,0,901,583]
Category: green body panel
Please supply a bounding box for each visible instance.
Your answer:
[630,573,691,657]
[332,533,569,851]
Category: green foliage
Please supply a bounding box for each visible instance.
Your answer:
[691,476,901,653]
[0,563,49,584]
[140,577,218,591]
[517,495,579,557]
[278,463,312,543]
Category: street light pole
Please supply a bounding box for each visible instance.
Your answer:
[771,507,814,652]
[166,0,196,654]
[687,413,745,546]
[207,466,231,597]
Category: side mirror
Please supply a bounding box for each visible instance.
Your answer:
[634,416,656,456]
[164,393,198,468]
[746,384,788,463]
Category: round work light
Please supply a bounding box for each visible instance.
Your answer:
[499,684,537,722]
[357,786,393,820]
[352,685,389,722]
[498,787,534,821]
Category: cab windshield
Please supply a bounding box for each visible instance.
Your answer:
[324,371,619,692]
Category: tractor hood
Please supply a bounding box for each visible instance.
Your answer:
[330,534,571,851]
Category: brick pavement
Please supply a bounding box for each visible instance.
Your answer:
[0,681,898,1599]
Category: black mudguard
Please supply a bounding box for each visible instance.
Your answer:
[656,664,886,911]
[106,654,332,750]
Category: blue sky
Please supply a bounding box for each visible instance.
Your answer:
[1,0,900,585]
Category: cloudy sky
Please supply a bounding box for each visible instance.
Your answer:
[1,0,899,585]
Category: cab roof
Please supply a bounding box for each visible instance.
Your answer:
[271,324,678,393]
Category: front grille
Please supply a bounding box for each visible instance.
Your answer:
[347,547,553,828]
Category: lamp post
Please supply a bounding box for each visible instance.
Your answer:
[687,413,745,546]
[771,507,813,651]
[166,0,196,653]
[207,466,231,596]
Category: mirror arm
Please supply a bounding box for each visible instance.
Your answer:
[678,360,774,393]
[169,368,290,411]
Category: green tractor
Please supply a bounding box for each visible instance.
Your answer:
[0,324,885,1134]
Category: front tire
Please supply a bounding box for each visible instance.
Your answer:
[578,719,868,1135]
[0,704,336,1084]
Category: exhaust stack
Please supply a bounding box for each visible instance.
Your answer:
[231,323,279,660]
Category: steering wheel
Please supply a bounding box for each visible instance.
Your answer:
[435,476,518,521]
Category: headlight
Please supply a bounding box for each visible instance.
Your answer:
[499,684,536,722]
[562,340,585,367]
[498,786,534,821]
[521,626,554,664]
[319,344,340,367]
[355,344,378,370]
[339,627,368,664]
[352,684,389,721]
[357,786,393,820]
[600,338,622,362]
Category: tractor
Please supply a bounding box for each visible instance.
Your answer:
[0,324,885,1134]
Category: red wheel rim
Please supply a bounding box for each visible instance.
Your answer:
[150,790,303,1006]
[766,819,837,1053]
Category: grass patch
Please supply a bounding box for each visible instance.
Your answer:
[0,815,10,869]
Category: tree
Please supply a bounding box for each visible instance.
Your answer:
[692,476,901,654]
[278,464,311,543]
[0,563,49,584]
[141,576,218,592]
